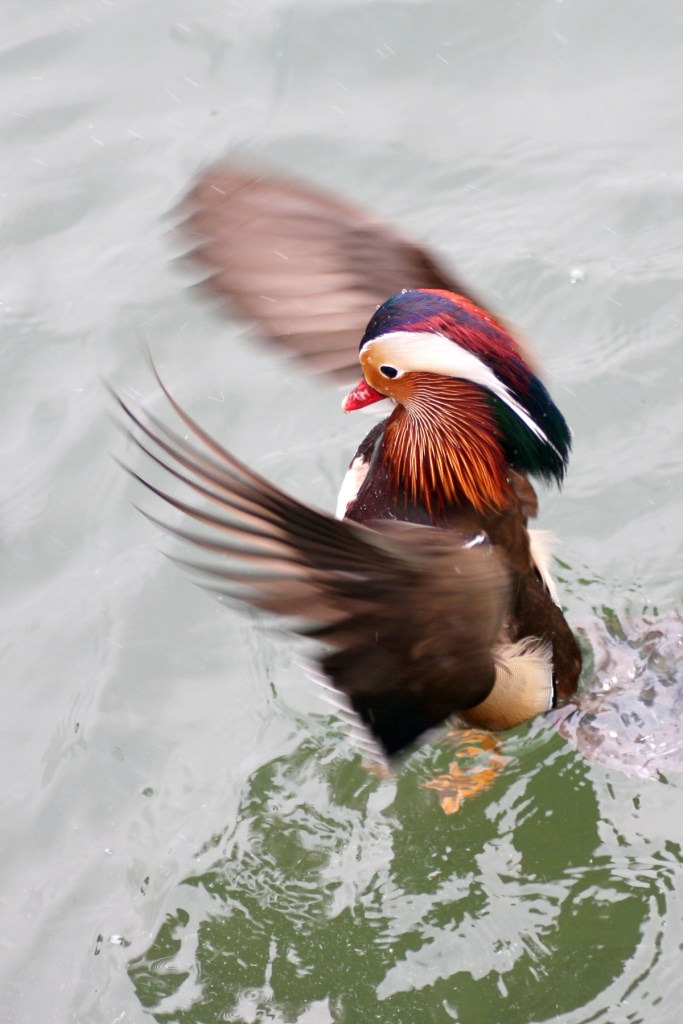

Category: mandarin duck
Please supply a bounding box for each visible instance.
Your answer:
[117,166,582,764]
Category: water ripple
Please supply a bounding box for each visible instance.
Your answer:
[128,717,683,1022]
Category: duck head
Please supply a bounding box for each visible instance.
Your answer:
[343,289,571,518]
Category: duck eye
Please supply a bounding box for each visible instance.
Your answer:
[379,365,399,379]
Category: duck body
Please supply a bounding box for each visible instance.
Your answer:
[335,288,582,730]
[339,422,581,724]
[119,166,582,759]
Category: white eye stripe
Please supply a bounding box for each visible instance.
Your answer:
[363,330,559,455]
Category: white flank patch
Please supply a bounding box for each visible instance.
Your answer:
[362,330,559,456]
[528,529,559,604]
[335,454,370,519]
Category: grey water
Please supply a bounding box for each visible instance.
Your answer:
[2,1,683,1021]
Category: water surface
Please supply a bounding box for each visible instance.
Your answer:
[2,1,683,1021]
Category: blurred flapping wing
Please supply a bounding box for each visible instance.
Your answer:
[182,166,482,384]
[114,374,510,756]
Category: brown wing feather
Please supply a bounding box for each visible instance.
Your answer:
[181,166,484,384]
[114,374,511,756]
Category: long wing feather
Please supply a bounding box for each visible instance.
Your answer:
[114,374,511,756]
[181,166,485,384]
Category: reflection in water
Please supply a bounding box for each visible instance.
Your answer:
[128,608,683,1023]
